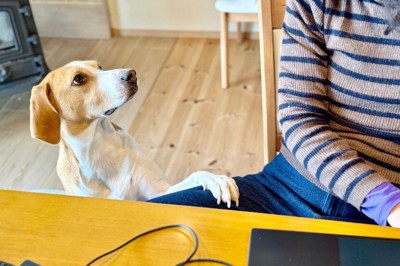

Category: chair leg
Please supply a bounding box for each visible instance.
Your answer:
[237,22,243,43]
[220,12,229,89]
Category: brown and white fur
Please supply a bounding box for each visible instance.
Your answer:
[30,61,239,206]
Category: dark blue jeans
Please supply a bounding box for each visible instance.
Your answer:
[149,153,375,225]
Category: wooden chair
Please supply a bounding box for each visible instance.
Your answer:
[215,0,258,88]
[258,0,286,163]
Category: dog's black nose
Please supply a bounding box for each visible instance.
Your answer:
[121,69,136,82]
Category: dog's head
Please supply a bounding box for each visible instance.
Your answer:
[30,60,138,144]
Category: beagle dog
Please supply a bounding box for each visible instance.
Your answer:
[30,61,239,206]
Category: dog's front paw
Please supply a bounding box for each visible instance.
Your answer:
[189,171,239,208]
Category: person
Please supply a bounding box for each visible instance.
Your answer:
[149,0,400,227]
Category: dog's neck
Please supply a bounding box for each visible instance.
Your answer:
[59,117,139,198]
[60,118,120,166]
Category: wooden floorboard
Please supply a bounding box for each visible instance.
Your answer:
[0,36,263,194]
[130,38,263,183]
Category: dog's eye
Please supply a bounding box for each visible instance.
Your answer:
[98,64,102,70]
[72,74,86,85]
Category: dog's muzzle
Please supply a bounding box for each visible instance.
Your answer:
[104,69,138,116]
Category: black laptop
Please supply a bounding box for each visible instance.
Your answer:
[248,228,400,266]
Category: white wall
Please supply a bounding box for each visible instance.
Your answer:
[107,0,258,33]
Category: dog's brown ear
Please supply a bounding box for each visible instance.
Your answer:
[30,81,61,144]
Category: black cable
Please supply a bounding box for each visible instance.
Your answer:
[177,258,233,266]
[86,224,232,266]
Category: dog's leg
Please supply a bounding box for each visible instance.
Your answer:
[166,171,239,208]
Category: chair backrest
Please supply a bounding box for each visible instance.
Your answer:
[258,0,286,163]
[273,29,283,135]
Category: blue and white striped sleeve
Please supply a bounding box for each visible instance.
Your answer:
[277,0,390,213]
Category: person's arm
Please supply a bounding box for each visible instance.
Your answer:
[361,183,400,226]
[278,0,399,225]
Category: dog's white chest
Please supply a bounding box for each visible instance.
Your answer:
[58,120,138,199]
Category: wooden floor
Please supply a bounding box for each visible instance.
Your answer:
[0,36,263,193]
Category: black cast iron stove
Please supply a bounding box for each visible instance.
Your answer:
[0,0,48,97]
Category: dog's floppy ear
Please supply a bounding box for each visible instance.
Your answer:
[30,81,61,144]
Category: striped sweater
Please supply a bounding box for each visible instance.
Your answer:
[278,0,400,216]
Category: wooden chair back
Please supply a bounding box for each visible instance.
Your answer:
[258,0,286,163]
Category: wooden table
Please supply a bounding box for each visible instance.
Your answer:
[1,190,400,265]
